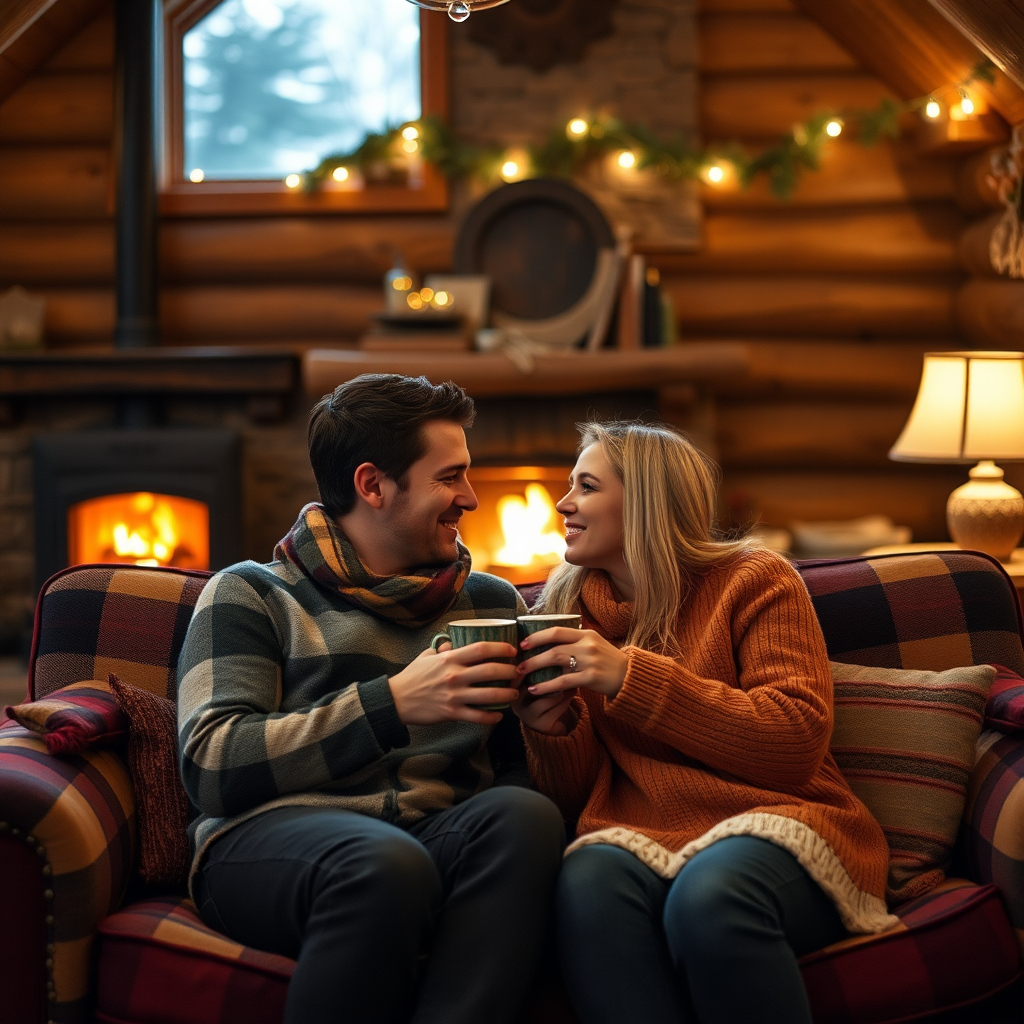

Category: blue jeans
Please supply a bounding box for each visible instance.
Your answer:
[557,836,848,1024]
[195,787,565,1024]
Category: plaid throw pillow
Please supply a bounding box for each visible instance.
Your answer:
[108,673,191,886]
[830,661,995,905]
[984,665,1024,733]
[5,679,128,755]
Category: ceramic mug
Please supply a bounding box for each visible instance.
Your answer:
[516,614,583,689]
[431,618,518,710]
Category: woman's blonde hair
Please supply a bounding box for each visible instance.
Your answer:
[536,421,756,655]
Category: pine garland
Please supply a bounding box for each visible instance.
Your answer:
[301,59,996,199]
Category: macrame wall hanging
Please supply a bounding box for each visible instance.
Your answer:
[467,0,619,72]
[990,124,1024,278]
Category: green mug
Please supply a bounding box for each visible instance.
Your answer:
[517,614,583,689]
[430,618,519,710]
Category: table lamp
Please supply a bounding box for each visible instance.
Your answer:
[889,351,1024,561]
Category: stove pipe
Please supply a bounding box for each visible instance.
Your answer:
[113,0,160,351]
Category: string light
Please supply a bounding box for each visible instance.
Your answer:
[566,118,589,139]
[925,98,941,119]
[500,159,522,182]
[401,125,420,141]
[706,164,725,184]
[617,150,637,170]
[284,174,301,188]
[959,92,975,115]
[402,139,419,154]
[332,166,350,182]
[825,119,843,137]
[432,290,453,308]
[407,292,425,311]
[189,168,205,183]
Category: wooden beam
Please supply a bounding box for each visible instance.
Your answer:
[789,0,1024,126]
[667,276,957,337]
[956,211,1003,276]
[0,71,112,142]
[702,139,956,208]
[702,73,894,140]
[700,13,857,73]
[927,0,1024,97]
[0,145,110,219]
[0,0,107,105]
[655,205,963,274]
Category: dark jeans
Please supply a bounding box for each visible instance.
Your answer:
[557,836,849,1024]
[195,787,565,1024]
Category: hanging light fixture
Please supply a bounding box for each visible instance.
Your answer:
[406,0,512,22]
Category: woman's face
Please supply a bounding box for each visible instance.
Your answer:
[556,443,625,573]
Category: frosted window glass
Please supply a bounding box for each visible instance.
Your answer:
[183,0,421,180]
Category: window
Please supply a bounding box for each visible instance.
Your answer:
[162,0,448,215]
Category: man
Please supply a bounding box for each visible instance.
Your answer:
[177,373,564,1024]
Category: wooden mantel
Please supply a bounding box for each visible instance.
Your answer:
[0,346,298,396]
[302,345,751,399]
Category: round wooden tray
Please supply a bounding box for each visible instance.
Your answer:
[453,179,615,321]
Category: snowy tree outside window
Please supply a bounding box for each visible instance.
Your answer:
[183,0,421,180]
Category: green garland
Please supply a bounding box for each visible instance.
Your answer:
[301,59,996,200]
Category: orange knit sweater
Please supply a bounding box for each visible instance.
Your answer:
[524,548,897,934]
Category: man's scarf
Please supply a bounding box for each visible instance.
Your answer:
[274,503,471,628]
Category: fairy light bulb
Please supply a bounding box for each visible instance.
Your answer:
[617,150,637,170]
[448,1,470,20]
[707,164,725,184]
[567,118,589,139]
[960,93,975,115]
[332,166,349,182]
[925,98,941,119]
[825,119,843,137]
[401,125,420,141]
[284,174,301,189]
[501,160,520,181]
[189,168,205,183]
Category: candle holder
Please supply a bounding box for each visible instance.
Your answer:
[406,0,512,22]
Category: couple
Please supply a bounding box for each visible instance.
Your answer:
[177,373,892,1024]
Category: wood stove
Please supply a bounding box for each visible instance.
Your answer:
[33,428,242,590]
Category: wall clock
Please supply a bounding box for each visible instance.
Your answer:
[467,0,618,72]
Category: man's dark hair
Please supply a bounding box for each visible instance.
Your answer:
[308,374,476,518]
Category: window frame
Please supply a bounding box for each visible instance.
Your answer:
[161,0,449,216]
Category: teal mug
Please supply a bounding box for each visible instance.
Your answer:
[431,618,518,710]
[517,614,583,690]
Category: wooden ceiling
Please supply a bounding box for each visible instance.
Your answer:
[927,0,1024,97]
[0,0,106,105]
[789,0,1024,127]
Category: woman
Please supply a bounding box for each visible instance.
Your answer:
[513,421,895,1024]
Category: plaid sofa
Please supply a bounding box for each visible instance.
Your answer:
[1,552,1022,1023]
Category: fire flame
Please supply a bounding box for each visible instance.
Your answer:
[491,484,566,568]
[67,491,209,570]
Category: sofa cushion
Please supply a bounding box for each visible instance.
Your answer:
[95,897,293,1024]
[831,661,994,904]
[984,665,1024,734]
[800,879,1021,1024]
[4,678,128,755]
[108,673,191,887]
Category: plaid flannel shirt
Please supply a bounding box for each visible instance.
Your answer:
[177,558,528,891]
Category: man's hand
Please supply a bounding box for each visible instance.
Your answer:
[389,641,520,726]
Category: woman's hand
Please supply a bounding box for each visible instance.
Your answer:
[516,627,629,701]
[511,687,576,736]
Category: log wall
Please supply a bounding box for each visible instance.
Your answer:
[654,0,990,542]
[0,0,1006,551]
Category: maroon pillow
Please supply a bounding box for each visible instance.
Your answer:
[984,665,1024,734]
[5,679,128,755]
[107,673,191,886]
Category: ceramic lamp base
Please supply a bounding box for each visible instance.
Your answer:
[946,460,1024,562]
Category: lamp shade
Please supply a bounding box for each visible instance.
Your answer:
[889,352,1024,463]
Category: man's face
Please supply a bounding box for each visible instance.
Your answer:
[380,419,478,570]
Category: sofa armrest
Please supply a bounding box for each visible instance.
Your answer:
[966,729,1024,958]
[0,720,136,1024]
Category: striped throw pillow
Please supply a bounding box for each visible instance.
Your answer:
[830,661,995,906]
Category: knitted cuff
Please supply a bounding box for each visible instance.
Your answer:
[357,676,410,751]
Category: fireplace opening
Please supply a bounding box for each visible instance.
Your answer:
[33,428,241,590]
[460,467,572,585]
[68,492,210,570]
